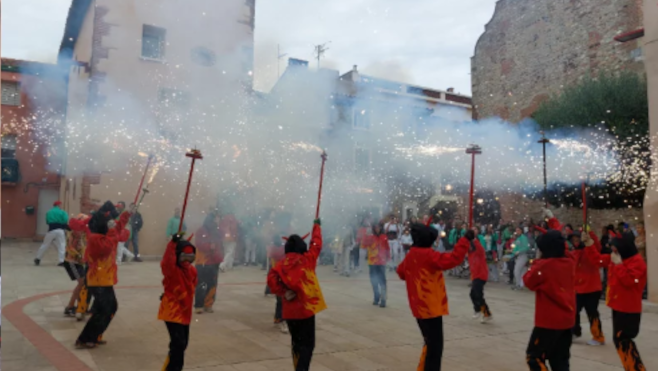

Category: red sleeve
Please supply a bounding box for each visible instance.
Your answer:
[161,241,178,277]
[267,266,287,296]
[116,211,131,232]
[547,217,562,231]
[523,259,546,291]
[534,225,548,234]
[585,244,610,267]
[69,217,90,232]
[430,237,469,270]
[611,259,646,288]
[306,223,323,261]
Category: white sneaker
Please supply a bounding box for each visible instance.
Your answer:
[472,312,481,319]
[279,322,289,334]
[481,315,492,324]
[587,339,605,346]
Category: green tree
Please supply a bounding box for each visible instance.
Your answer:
[533,72,650,209]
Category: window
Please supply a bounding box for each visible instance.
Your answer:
[354,141,370,173]
[2,134,17,158]
[353,109,370,130]
[142,25,166,60]
[1,81,20,106]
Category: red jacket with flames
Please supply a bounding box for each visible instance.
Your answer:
[468,239,489,282]
[396,237,469,319]
[585,244,647,313]
[195,226,224,265]
[85,211,130,287]
[523,256,576,329]
[158,240,198,325]
[569,231,603,294]
[363,233,390,266]
[267,224,327,320]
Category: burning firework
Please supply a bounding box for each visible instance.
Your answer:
[395,145,464,157]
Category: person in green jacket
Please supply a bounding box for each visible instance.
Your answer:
[166,207,187,238]
[479,225,499,281]
[511,227,530,290]
[35,201,70,266]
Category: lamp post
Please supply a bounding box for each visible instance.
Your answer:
[538,132,550,207]
[466,144,482,229]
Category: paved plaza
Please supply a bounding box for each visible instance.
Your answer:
[2,240,657,371]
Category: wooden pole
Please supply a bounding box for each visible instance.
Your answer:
[180,149,203,232]
[315,151,328,219]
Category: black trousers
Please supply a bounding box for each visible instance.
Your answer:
[163,322,190,371]
[369,265,387,304]
[470,279,491,316]
[194,264,219,309]
[416,316,444,371]
[612,310,645,371]
[77,286,118,343]
[286,316,315,371]
[526,327,572,371]
[274,295,283,323]
[351,247,360,269]
[573,291,603,342]
[507,260,515,282]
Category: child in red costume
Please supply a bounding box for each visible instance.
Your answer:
[76,201,131,349]
[267,234,287,333]
[467,227,492,323]
[64,214,90,318]
[363,223,390,307]
[523,230,575,371]
[158,233,198,371]
[568,230,605,345]
[194,214,223,314]
[583,231,647,371]
[396,223,470,371]
[267,219,325,371]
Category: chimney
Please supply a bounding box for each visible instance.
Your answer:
[351,65,360,82]
[447,87,455,93]
[353,65,358,72]
[288,58,309,68]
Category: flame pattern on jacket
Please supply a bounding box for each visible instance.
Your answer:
[158,240,198,325]
[66,216,90,264]
[85,212,130,287]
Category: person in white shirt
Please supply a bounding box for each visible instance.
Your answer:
[384,215,403,269]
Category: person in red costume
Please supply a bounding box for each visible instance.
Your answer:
[267,219,325,371]
[468,227,492,323]
[567,230,605,346]
[75,201,131,349]
[396,223,470,371]
[194,213,223,314]
[158,233,198,371]
[266,234,288,333]
[63,214,90,318]
[363,223,390,307]
[523,230,575,371]
[582,231,647,371]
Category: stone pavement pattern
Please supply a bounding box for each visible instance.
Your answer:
[2,240,658,371]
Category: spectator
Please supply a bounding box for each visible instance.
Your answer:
[129,203,143,262]
[166,207,186,238]
[479,225,499,282]
[219,210,239,271]
[34,200,69,266]
[634,223,646,262]
[511,227,530,290]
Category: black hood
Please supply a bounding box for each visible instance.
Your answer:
[536,230,566,258]
[612,232,638,260]
[410,223,438,248]
[285,234,307,254]
[88,201,118,235]
[175,240,196,266]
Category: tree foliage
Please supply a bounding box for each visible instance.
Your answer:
[533,72,650,209]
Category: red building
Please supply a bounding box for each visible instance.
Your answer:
[1,58,67,239]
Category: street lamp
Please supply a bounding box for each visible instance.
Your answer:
[466,144,482,229]
[538,132,550,207]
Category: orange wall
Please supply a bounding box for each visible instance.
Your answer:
[1,70,63,238]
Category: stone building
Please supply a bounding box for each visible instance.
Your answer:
[471,0,644,122]
[57,0,256,255]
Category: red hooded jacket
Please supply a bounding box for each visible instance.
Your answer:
[396,237,469,319]
[267,223,327,320]
[195,226,224,265]
[158,241,198,325]
[523,256,576,329]
[585,245,647,313]
[85,211,130,287]
[468,239,489,282]
[363,233,390,266]
[569,231,602,294]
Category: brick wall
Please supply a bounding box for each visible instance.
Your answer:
[471,0,645,122]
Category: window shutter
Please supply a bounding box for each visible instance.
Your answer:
[1,81,21,106]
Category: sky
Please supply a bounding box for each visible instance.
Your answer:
[1,0,498,95]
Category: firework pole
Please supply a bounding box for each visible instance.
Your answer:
[582,173,591,230]
[134,154,154,205]
[180,149,203,232]
[466,144,482,229]
[315,151,328,219]
[538,132,550,207]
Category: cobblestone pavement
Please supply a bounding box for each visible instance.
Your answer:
[2,240,657,371]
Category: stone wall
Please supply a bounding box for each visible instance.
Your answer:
[471,0,645,122]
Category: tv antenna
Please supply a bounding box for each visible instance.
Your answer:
[314,42,331,69]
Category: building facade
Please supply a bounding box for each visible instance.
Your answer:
[58,0,256,255]
[1,59,67,238]
[471,0,645,122]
